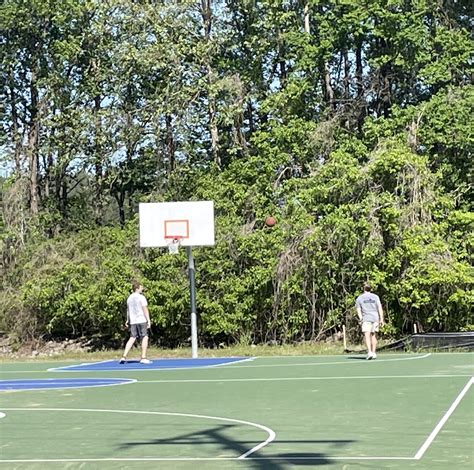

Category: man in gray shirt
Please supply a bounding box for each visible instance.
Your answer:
[356,283,384,360]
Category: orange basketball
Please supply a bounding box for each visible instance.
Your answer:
[265,216,276,227]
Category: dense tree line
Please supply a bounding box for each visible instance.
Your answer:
[1,0,473,347]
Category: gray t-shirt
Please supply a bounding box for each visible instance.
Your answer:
[356,292,381,323]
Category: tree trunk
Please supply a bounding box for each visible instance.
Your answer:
[376,65,391,118]
[343,48,350,101]
[208,91,220,167]
[60,177,68,223]
[94,95,103,225]
[277,25,287,88]
[247,99,255,134]
[165,114,175,173]
[115,192,126,227]
[355,41,365,131]
[44,125,55,199]
[8,67,22,176]
[322,62,335,110]
[56,166,68,219]
[27,69,39,215]
[382,69,391,118]
[304,1,310,34]
[341,48,351,127]
[201,0,221,168]
[376,38,392,118]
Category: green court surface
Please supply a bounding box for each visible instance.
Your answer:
[0,353,473,469]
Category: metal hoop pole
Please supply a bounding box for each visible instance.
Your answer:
[186,246,198,358]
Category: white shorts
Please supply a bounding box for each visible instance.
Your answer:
[362,321,379,333]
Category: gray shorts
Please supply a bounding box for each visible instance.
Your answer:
[130,322,149,338]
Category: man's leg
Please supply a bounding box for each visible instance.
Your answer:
[364,331,372,356]
[371,333,378,357]
[141,335,149,359]
[121,336,136,361]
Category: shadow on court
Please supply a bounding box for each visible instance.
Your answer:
[119,424,354,468]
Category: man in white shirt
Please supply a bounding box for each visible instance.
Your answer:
[356,283,384,360]
[120,281,152,364]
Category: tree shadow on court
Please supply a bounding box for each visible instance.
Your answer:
[118,424,354,468]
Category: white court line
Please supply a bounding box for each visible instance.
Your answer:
[137,374,471,384]
[0,407,275,460]
[200,358,256,368]
[46,359,136,372]
[50,361,96,371]
[215,353,432,369]
[253,352,473,358]
[414,376,473,460]
[2,378,472,464]
[419,352,473,356]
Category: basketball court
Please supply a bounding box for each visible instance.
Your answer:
[1,205,472,467]
[0,352,472,469]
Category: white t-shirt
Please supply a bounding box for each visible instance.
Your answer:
[127,292,148,324]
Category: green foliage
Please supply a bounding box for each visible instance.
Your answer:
[1,0,473,346]
[2,226,139,341]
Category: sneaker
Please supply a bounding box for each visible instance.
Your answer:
[372,352,377,359]
[366,353,374,360]
[119,357,126,364]
[140,358,152,364]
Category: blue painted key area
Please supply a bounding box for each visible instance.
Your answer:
[50,357,252,372]
[0,378,135,391]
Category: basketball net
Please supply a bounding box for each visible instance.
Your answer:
[167,237,181,255]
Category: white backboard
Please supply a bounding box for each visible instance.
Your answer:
[139,201,215,247]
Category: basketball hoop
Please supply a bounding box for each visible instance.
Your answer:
[167,237,182,255]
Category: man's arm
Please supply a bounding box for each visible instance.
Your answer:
[143,305,151,328]
[356,305,363,322]
[377,301,384,325]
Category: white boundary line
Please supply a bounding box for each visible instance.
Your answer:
[199,357,256,368]
[0,407,275,460]
[1,377,472,463]
[211,353,432,369]
[413,376,473,460]
[0,378,137,393]
[253,352,472,358]
[137,374,471,384]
